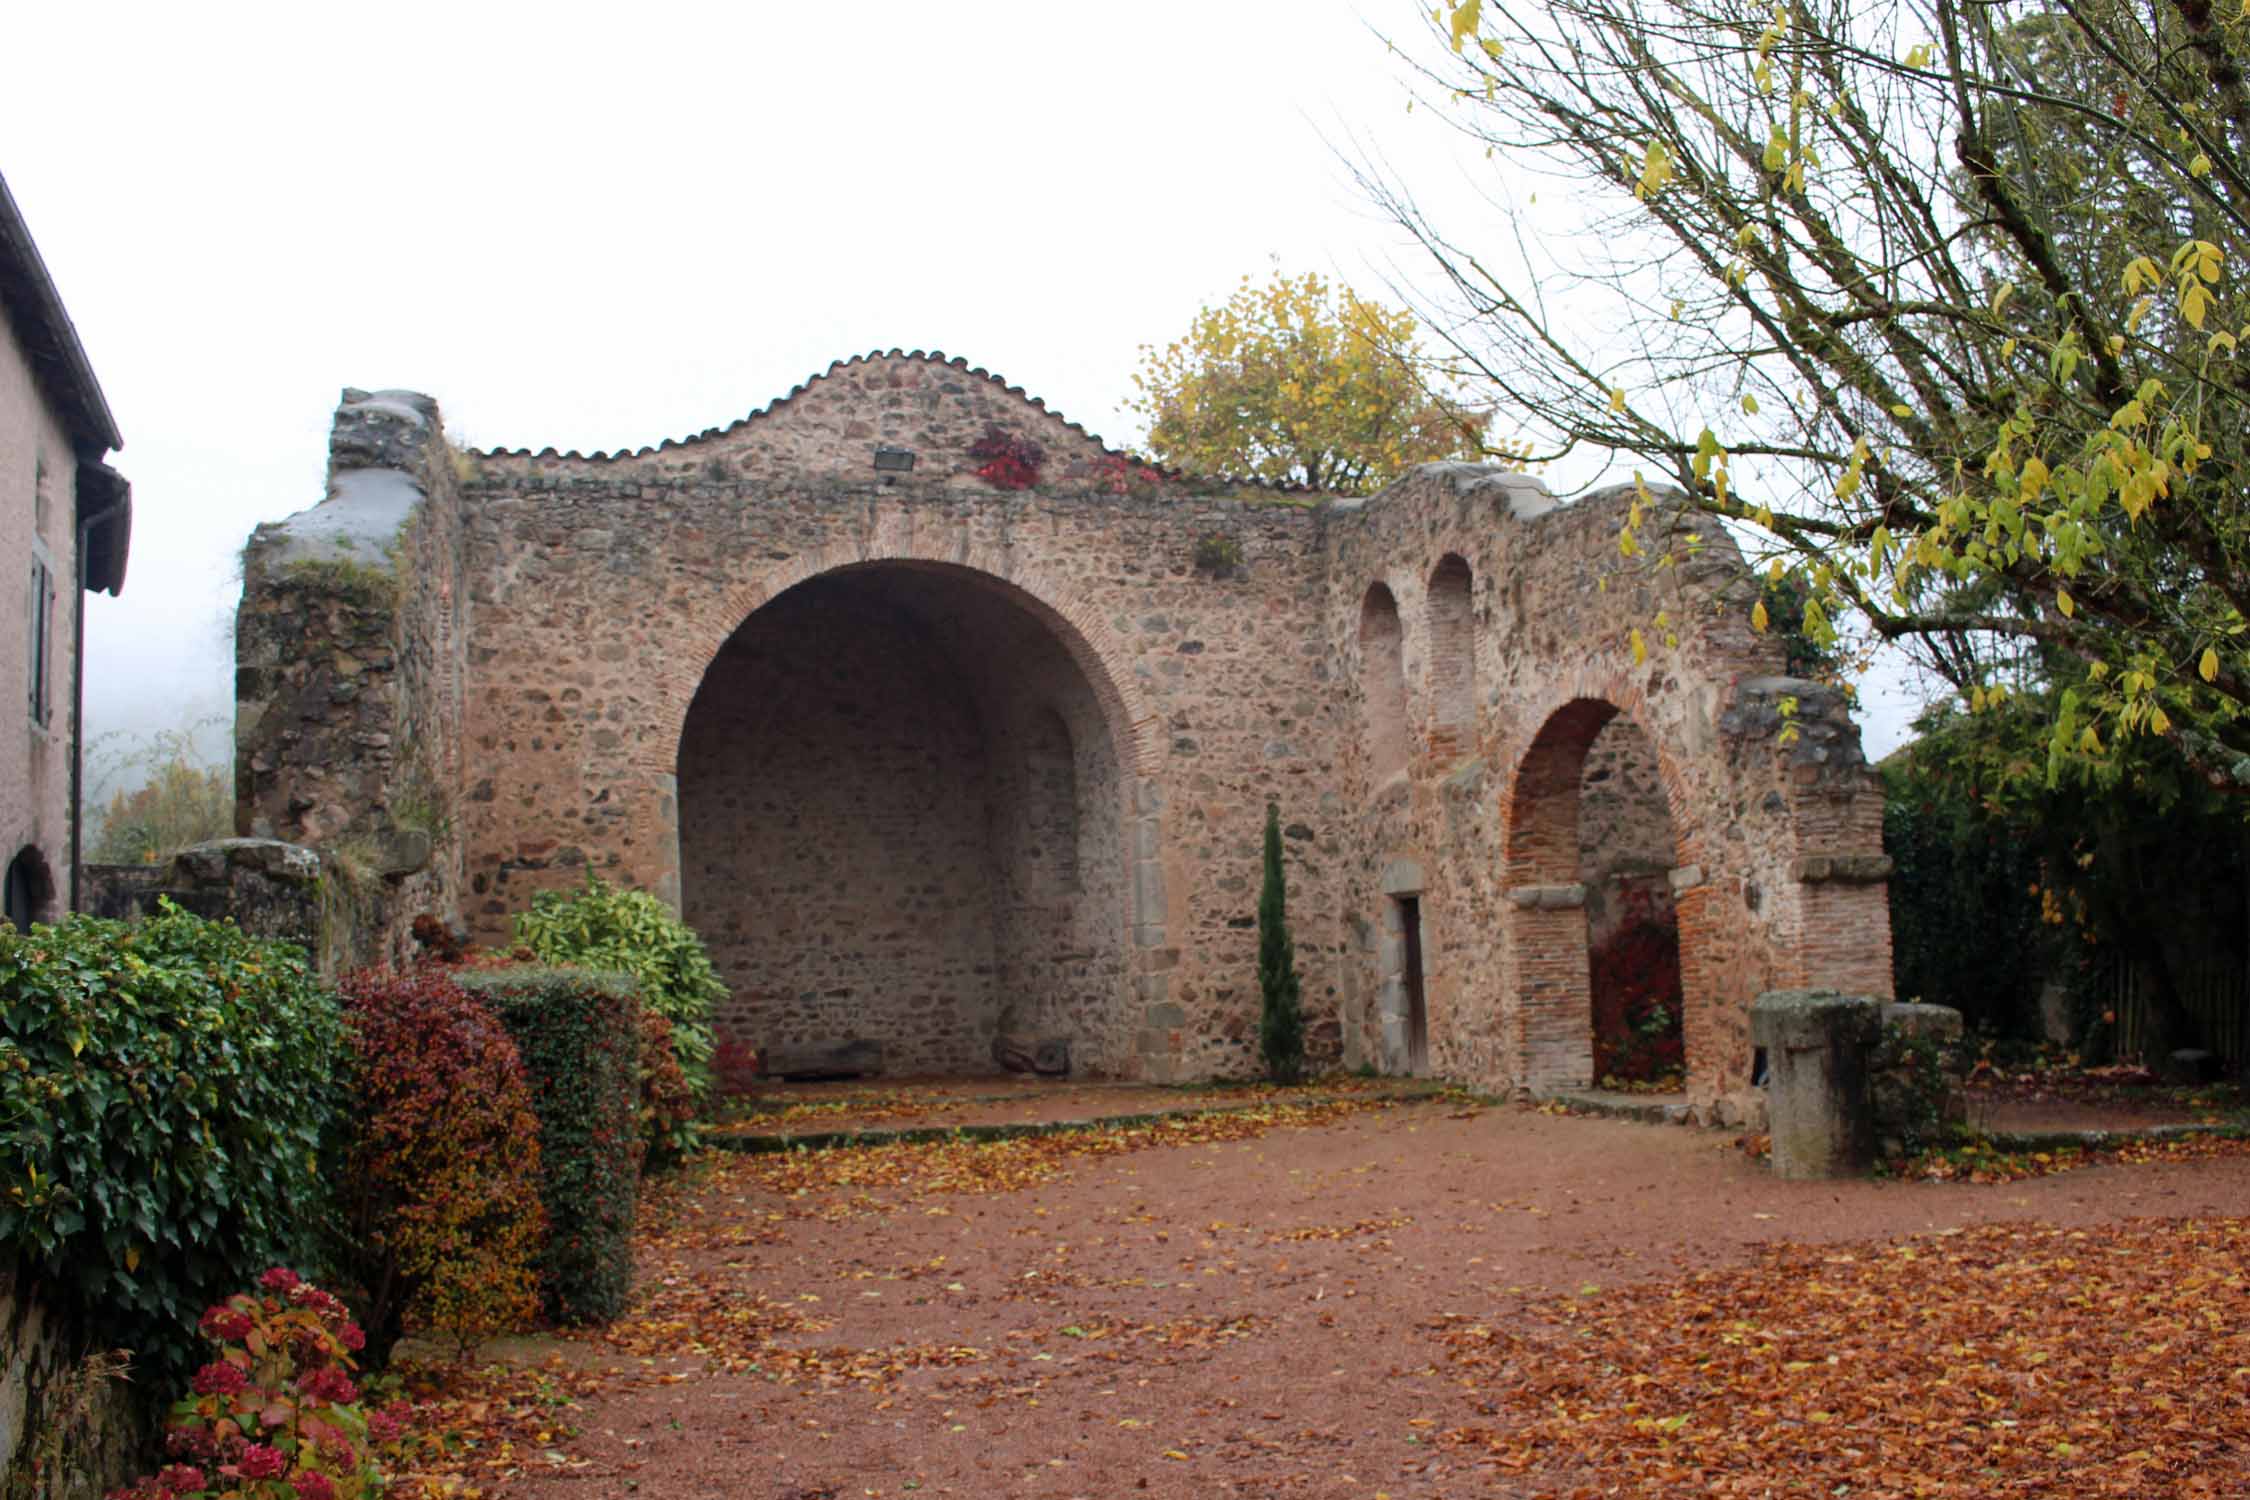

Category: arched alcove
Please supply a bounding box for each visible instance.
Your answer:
[1578,716,1683,1088]
[1359,584,1410,784]
[1426,554,1476,756]
[675,562,1133,1075]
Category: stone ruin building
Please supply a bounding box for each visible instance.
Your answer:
[233,351,1893,1124]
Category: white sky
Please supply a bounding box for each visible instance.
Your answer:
[7,0,1923,775]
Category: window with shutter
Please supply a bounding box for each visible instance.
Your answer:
[27,556,53,727]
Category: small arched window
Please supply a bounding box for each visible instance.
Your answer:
[1427,554,1476,754]
[1359,584,1410,783]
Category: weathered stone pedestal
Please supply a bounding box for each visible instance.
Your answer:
[1751,990,1882,1179]
[1872,1001,1967,1155]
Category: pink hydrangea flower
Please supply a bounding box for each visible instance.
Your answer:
[156,1466,205,1494]
[366,1403,409,1444]
[297,1368,358,1405]
[189,1362,247,1397]
[235,1445,286,1481]
[291,1473,335,1500]
[257,1268,301,1294]
[198,1305,256,1344]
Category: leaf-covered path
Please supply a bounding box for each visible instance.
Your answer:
[428,1093,2250,1498]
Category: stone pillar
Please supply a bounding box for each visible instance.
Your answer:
[1750,990,1881,1178]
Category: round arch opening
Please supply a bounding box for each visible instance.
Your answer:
[674,561,1138,1078]
[4,846,54,934]
[1504,698,1692,1093]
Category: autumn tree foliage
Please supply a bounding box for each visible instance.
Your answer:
[84,725,232,864]
[1258,804,1307,1084]
[1129,269,1486,492]
[1385,0,2249,791]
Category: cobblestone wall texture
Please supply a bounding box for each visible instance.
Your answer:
[236,352,1892,1108]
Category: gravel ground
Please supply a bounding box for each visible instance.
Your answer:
[492,1094,2250,1500]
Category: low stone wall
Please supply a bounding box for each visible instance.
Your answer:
[82,836,424,975]
[0,1273,140,1500]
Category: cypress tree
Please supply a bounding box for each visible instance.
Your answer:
[1258,802,1306,1084]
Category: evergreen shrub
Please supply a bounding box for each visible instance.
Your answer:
[0,904,342,1385]
[638,1012,697,1172]
[456,966,641,1323]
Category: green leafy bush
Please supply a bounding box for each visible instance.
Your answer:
[513,874,722,1096]
[1882,774,2047,1035]
[456,965,640,1324]
[332,969,546,1364]
[0,904,343,1386]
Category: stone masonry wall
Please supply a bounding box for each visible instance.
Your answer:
[240,351,1895,1099]
[449,354,1338,1081]
[1579,715,1676,950]
[1321,464,1893,1119]
[234,389,468,965]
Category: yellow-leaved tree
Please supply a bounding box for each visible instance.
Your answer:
[1376,0,2248,794]
[1129,269,1487,492]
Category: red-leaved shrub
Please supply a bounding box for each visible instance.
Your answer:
[714,1036,761,1096]
[335,969,547,1362]
[639,1011,698,1170]
[1589,888,1685,1086]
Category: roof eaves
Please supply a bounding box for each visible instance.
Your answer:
[0,171,121,457]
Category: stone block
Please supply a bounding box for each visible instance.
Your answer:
[1506,883,1586,911]
[1792,852,1895,884]
[363,828,433,877]
[992,1032,1072,1076]
[764,1038,883,1081]
[1751,990,1881,1179]
[1380,859,1425,897]
[1879,1001,1963,1044]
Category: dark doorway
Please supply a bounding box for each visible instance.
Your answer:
[1398,895,1429,1075]
[5,848,51,934]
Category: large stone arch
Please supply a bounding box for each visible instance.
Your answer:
[658,544,1168,1077]
[644,536,1163,784]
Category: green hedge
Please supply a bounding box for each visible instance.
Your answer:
[457,965,640,1324]
[0,903,343,1384]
